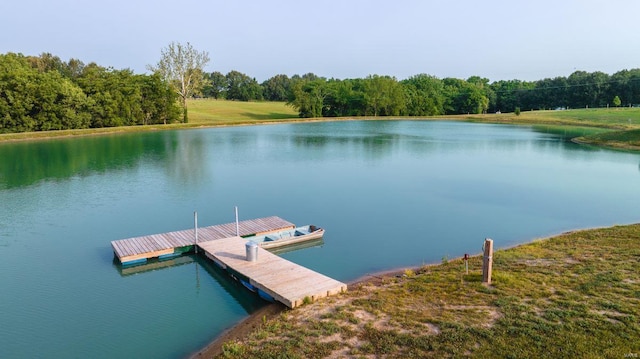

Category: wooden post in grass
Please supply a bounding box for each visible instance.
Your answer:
[482,238,494,285]
[463,253,469,274]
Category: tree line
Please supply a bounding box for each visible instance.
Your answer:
[0,52,180,133]
[205,70,640,117]
[3,48,640,133]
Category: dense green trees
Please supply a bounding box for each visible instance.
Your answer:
[202,71,227,99]
[3,49,640,132]
[282,69,640,118]
[225,70,263,101]
[216,68,640,119]
[261,74,291,101]
[0,52,180,133]
[401,74,445,116]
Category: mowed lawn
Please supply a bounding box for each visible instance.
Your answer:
[462,107,640,129]
[188,99,299,125]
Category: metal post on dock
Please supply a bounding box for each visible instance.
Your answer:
[235,206,239,236]
[194,211,198,254]
[482,238,493,285]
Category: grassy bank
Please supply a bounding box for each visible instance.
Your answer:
[0,100,300,142]
[188,99,299,124]
[459,108,640,150]
[460,107,640,129]
[3,101,640,150]
[217,224,640,358]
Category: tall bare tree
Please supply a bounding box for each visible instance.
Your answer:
[148,41,210,123]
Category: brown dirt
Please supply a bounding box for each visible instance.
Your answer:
[188,268,410,358]
[189,303,285,358]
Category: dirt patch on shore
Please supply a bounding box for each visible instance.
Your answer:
[190,303,286,358]
[189,269,409,358]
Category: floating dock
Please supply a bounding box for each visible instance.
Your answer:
[111,216,295,266]
[111,216,347,308]
[199,237,346,308]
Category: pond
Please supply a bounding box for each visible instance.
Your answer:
[1,120,639,358]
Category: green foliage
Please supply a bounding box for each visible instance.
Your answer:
[6,48,640,133]
[401,74,446,116]
[202,71,227,99]
[613,95,622,107]
[514,107,521,116]
[288,78,329,118]
[225,70,263,101]
[284,67,640,118]
[363,75,405,116]
[0,52,180,133]
[262,74,291,101]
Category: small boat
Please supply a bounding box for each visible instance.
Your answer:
[246,225,325,250]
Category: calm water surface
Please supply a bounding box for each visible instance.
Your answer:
[1,121,639,358]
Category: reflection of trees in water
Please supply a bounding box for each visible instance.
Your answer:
[0,133,169,189]
[0,130,212,190]
[162,131,210,187]
[283,121,609,163]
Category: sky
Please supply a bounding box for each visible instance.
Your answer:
[2,0,639,82]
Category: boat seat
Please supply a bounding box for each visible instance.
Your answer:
[295,229,309,236]
[264,235,278,242]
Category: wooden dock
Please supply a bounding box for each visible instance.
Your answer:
[111,216,295,265]
[111,215,347,307]
[199,237,347,308]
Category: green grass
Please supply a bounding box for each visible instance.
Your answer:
[188,99,299,124]
[457,107,640,150]
[220,225,640,358]
[460,107,640,130]
[574,128,640,150]
[4,102,640,151]
[0,99,299,142]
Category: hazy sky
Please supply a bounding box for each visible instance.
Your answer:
[2,0,639,82]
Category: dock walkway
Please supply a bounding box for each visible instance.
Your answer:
[111,216,294,265]
[199,237,347,308]
[111,216,347,308]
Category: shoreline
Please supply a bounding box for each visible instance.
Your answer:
[189,266,415,358]
[3,116,639,153]
[188,223,629,358]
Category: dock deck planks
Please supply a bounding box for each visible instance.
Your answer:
[111,216,295,264]
[198,237,347,308]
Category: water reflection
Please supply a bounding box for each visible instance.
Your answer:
[113,254,264,314]
[0,133,165,189]
[280,121,590,161]
[0,130,212,190]
[2,120,640,358]
[194,255,265,313]
[162,131,210,187]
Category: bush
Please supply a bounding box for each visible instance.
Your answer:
[515,107,521,116]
